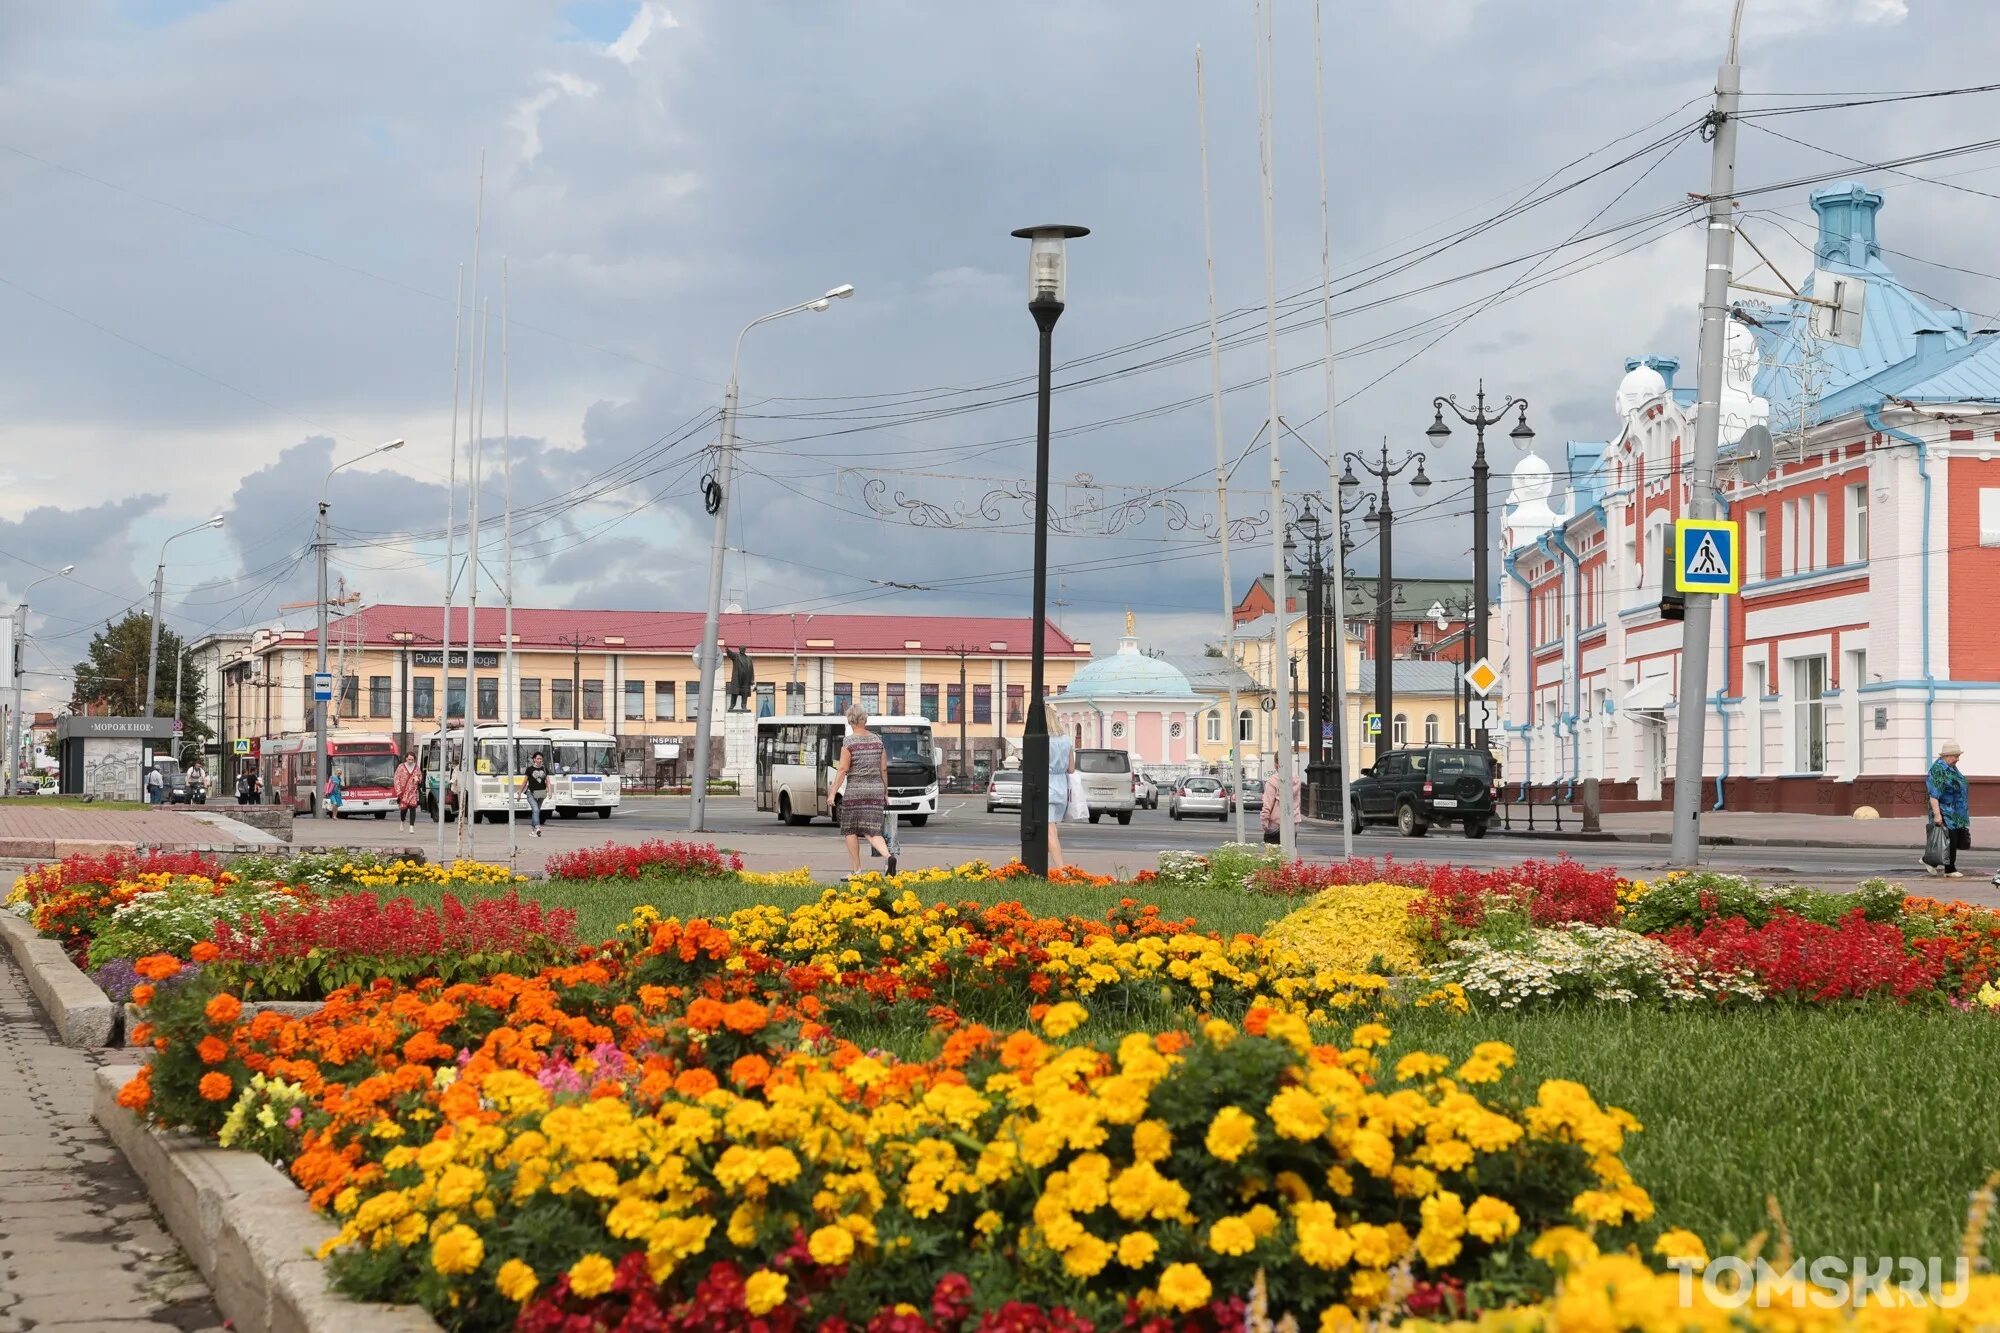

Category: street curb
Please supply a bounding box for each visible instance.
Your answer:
[0,910,117,1046]
[0,837,250,857]
[93,1066,443,1333]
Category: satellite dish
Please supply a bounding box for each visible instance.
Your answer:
[1808,271,1868,349]
[1737,424,1774,485]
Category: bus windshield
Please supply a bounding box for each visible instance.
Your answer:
[550,743,588,774]
[336,753,398,790]
[584,742,618,775]
[876,726,935,767]
[477,741,519,775]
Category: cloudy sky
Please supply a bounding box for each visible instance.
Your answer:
[2,0,1995,707]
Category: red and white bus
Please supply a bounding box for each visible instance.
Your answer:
[260,733,400,817]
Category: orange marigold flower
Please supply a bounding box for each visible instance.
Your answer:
[189,941,221,964]
[115,1068,153,1110]
[204,994,244,1026]
[998,1031,1046,1071]
[685,998,726,1032]
[730,1055,772,1089]
[198,1072,233,1102]
[134,954,182,981]
[1155,1031,1193,1056]
[722,1000,769,1034]
[197,1036,229,1065]
[129,984,156,1007]
[128,1022,155,1046]
[673,1068,719,1098]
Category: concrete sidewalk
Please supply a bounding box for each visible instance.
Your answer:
[1493,809,1987,850]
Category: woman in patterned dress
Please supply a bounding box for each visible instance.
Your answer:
[828,706,896,875]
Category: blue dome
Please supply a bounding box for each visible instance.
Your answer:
[1062,641,1197,701]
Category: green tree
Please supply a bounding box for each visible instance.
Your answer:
[70,612,212,762]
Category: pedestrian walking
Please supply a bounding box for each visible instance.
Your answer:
[235,768,253,805]
[1047,729,1077,872]
[827,707,894,876]
[523,751,550,837]
[1926,740,1972,879]
[393,752,422,831]
[1261,767,1302,847]
[324,770,343,818]
[145,764,164,805]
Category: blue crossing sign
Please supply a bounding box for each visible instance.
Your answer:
[1674,518,1741,595]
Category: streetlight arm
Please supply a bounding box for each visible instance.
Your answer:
[321,439,407,507]
[1435,393,1529,427]
[731,291,853,384]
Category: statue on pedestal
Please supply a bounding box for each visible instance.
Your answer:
[724,644,756,713]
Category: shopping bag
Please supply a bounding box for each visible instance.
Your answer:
[1923,821,1949,868]
[1064,774,1090,822]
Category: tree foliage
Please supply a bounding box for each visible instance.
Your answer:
[70,612,211,761]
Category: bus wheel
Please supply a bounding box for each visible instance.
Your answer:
[906,815,928,828]
[597,807,612,819]
[559,808,578,819]
[375,812,386,820]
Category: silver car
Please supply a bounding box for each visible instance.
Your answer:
[1168,776,1230,821]
[986,768,1023,813]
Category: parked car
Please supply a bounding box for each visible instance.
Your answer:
[1347,745,1496,837]
[1221,779,1261,813]
[1132,772,1159,810]
[986,768,1023,813]
[1074,748,1135,824]
[1168,776,1229,821]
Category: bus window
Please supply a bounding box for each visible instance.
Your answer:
[877,726,935,766]
[585,741,617,775]
[551,742,587,774]
[335,751,397,791]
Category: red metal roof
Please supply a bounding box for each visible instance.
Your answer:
[303,604,1086,657]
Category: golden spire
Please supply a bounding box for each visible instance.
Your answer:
[1125,608,1137,638]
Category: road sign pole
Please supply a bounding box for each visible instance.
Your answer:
[1669,2,1745,866]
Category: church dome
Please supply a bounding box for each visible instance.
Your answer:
[1615,361,1666,417]
[1062,635,1197,701]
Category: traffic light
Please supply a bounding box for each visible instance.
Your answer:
[1658,526,1685,621]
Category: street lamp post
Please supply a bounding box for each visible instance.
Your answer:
[1342,441,1432,761]
[1010,224,1088,878]
[10,565,72,796]
[689,284,855,833]
[146,516,226,720]
[1426,385,1533,753]
[1285,500,1339,818]
[390,631,418,755]
[316,440,404,814]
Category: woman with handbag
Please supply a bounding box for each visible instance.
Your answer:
[1261,767,1301,846]
[1926,740,1970,879]
[1047,730,1078,872]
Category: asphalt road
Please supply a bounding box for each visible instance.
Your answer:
[603,796,1961,887]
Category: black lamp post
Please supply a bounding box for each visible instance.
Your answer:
[1011,224,1088,878]
[1285,497,1339,818]
[1427,383,1533,753]
[1342,441,1431,761]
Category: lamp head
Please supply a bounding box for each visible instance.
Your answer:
[807,299,832,313]
[1339,463,1360,490]
[824,284,855,301]
[58,565,74,576]
[1410,461,1432,494]
[1011,224,1090,306]
[384,438,406,451]
[208,514,226,529]
[1509,406,1536,449]
[1426,409,1451,447]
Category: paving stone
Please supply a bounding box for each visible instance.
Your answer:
[0,950,224,1331]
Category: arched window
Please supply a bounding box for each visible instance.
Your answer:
[1424,713,1441,744]
[1393,713,1409,746]
[1206,710,1222,743]
[1237,709,1254,742]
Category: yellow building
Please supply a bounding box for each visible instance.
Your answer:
[219,603,1091,785]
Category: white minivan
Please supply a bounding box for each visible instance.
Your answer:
[1074,748,1135,824]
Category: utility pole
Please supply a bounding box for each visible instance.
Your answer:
[560,634,594,728]
[947,644,973,784]
[1670,0,1747,867]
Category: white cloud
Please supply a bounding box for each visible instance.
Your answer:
[510,72,600,165]
[606,3,678,66]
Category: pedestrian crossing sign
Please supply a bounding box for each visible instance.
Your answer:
[1674,517,1741,595]
[1364,712,1382,736]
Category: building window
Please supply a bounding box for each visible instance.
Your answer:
[1812,492,1828,569]
[446,678,466,720]
[339,675,359,719]
[756,682,775,717]
[1007,684,1024,724]
[1393,712,1408,746]
[368,676,391,718]
[1291,711,1304,745]
[833,682,853,715]
[624,679,645,720]
[886,683,906,714]
[973,684,992,724]
[920,684,939,720]
[1845,483,1868,563]
[1746,509,1765,583]
[552,679,574,721]
[1981,489,2000,546]
[1424,713,1440,744]
[1792,655,1827,774]
[655,681,675,720]
[1207,710,1222,743]
[685,683,700,720]
[784,681,805,712]
[520,678,542,719]
[861,683,880,715]
[412,676,436,720]
[946,684,963,723]
[476,677,499,721]
[582,680,604,721]
[1237,709,1254,742]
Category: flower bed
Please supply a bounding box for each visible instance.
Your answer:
[123,881,1669,1332]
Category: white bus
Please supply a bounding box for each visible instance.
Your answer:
[415,726,547,822]
[755,714,938,827]
[538,728,622,818]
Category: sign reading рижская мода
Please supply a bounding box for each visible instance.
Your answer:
[410,650,501,668]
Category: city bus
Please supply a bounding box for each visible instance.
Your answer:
[414,727,550,822]
[259,733,401,817]
[755,714,937,827]
[538,728,622,818]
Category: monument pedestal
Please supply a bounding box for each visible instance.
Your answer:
[722,709,756,786]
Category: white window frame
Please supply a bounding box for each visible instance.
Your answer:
[1811,493,1828,571]
[1745,660,1766,776]
[1844,484,1868,564]
[1981,489,2000,547]
[1206,709,1222,744]
[1745,509,1765,583]
[1424,713,1440,744]
[1392,713,1409,746]
[1791,654,1828,774]
[1782,499,1798,576]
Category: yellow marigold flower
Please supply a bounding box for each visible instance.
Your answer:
[1652,1228,1709,1268]
[1470,1040,1516,1069]
[429,1224,483,1276]
[1394,1052,1450,1082]
[1156,1262,1213,1313]
[1350,1022,1392,1049]
[568,1253,616,1299]
[1208,1216,1256,1257]
[1040,1002,1088,1038]
[1202,1018,1238,1047]
[1117,1232,1158,1268]
[605,1197,657,1241]
[495,1258,537,1304]
[744,1269,789,1316]
[1131,1120,1172,1164]
[1465,1195,1521,1243]
[1325,1165,1356,1197]
[1456,1055,1504,1085]
[1528,1225,1599,1271]
[1347,1222,1397,1269]
[1062,1233,1113,1278]
[1319,1304,1362,1333]
[809,1225,856,1267]
[1348,1127,1394,1177]
[1267,1086,1328,1142]
[1571,1188,1635,1227]
[1204,1106,1257,1163]
[974,1210,1003,1236]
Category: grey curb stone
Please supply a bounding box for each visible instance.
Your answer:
[93,1066,442,1333]
[0,911,117,1046]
